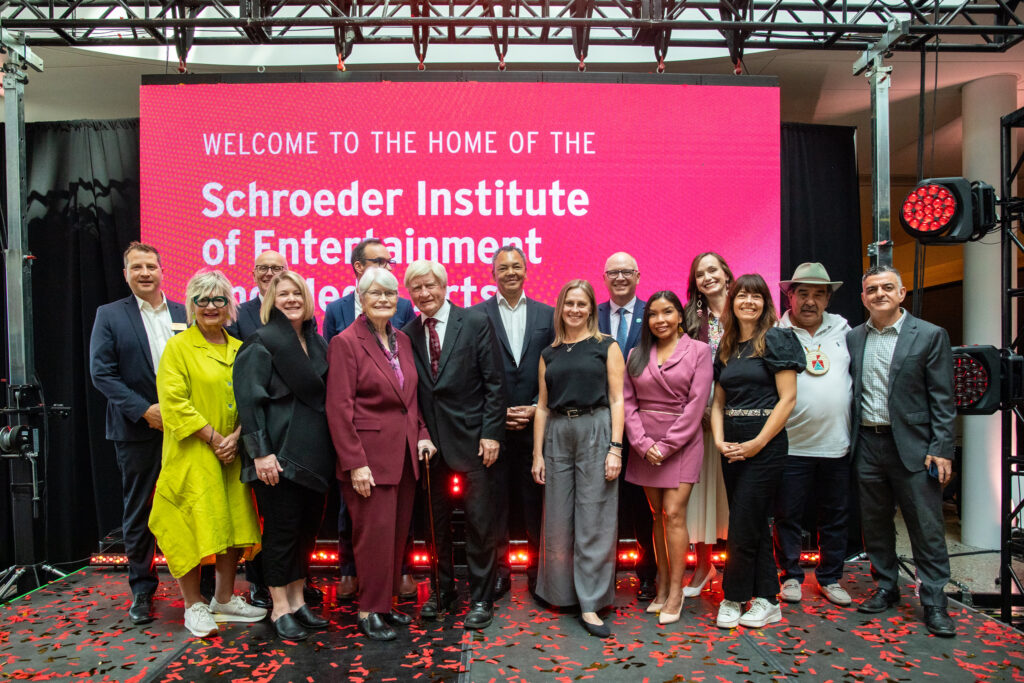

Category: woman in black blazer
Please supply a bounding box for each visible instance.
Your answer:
[234,270,335,641]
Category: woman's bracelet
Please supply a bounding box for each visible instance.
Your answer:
[607,451,622,458]
[207,431,215,445]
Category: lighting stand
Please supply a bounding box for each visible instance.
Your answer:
[0,31,56,601]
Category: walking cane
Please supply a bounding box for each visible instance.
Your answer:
[421,446,445,623]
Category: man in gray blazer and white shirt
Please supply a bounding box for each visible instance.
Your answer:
[847,264,956,637]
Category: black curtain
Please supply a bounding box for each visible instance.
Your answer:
[0,119,140,572]
[781,123,863,324]
[0,118,863,573]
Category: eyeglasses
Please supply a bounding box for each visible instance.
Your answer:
[193,296,229,308]
[364,290,398,300]
[254,265,286,274]
[605,269,637,279]
[360,258,397,269]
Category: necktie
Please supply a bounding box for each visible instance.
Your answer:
[616,307,629,350]
[425,317,441,380]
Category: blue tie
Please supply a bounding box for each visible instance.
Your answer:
[616,308,629,350]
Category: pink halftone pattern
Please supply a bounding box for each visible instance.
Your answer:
[140,80,780,323]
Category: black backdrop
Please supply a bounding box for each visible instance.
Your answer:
[0,118,861,573]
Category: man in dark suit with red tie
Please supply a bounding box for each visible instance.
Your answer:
[473,246,554,599]
[90,242,186,625]
[597,251,657,601]
[403,259,506,629]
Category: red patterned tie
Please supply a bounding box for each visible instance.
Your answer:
[425,317,441,380]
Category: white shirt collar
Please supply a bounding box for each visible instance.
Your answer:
[609,296,639,318]
[498,292,528,311]
[134,292,167,313]
[867,308,906,333]
[427,300,452,324]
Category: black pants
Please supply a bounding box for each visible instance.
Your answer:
[114,438,162,597]
[494,428,543,583]
[427,457,496,603]
[855,428,950,607]
[254,478,326,587]
[773,454,851,586]
[721,416,787,604]
[619,432,657,583]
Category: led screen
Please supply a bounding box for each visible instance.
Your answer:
[140,79,780,321]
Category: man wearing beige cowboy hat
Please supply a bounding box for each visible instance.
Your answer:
[773,262,854,607]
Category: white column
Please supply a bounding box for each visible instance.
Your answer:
[961,74,1019,550]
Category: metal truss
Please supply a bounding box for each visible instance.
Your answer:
[0,0,1021,69]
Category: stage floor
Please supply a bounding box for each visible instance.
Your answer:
[1,564,1023,682]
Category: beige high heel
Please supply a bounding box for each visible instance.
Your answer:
[658,597,684,625]
[645,601,665,614]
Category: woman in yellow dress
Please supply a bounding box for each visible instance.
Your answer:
[149,270,265,638]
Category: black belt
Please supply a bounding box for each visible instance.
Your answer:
[553,406,598,418]
[860,424,892,434]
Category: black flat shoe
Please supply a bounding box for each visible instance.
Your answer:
[129,593,154,625]
[857,587,900,614]
[464,601,493,630]
[492,576,511,601]
[249,583,272,609]
[577,615,611,638]
[383,609,412,626]
[293,604,330,630]
[273,613,309,641]
[923,606,956,637]
[420,590,458,620]
[636,580,658,602]
[303,580,324,606]
[358,612,396,641]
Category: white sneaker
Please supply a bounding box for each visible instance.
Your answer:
[184,603,219,638]
[209,595,268,623]
[716,599,742,629]
[739,597,782,628]
[820,583,852,606]
[780,578,802,603]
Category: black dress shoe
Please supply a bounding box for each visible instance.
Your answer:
[383,609,413,626]
[293,604,330,630]
[129,593,154,625]
[273,613,309,641]
[923,606,956,637]
[492,576,511,601]
[636,580,658,602]
[303,580,324,606]
[577,615,611,638]
[420,590,458,620]
[464,601,494,630]
[358,612,396,641]
[857,587,901,614]
[337,575,358,602]
[249,583,272,609]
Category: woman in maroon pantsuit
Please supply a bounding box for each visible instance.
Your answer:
[326,267,437,641]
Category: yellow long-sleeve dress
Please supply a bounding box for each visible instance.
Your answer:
[149,323,261,579]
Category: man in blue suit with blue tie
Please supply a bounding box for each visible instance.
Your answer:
[597,251,657,601]
[90,242,186,625]
[323,237,417,601]
[225,250,288,341]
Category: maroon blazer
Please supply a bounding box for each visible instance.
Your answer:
[326,318,427,485]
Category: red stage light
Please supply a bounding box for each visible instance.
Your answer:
[687,553,696,564]
[450,474,462,495]
[902,184,956,233]
[411,552,432,566]
[954,355,989,409]
[509,550,530,565]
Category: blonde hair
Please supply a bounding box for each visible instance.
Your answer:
[404,259,448,289]
[184,270,237,325]
[552,279,604,346]
[260,270,315,324]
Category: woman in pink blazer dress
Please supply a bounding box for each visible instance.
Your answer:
[623,291,713,625]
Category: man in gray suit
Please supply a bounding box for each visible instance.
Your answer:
[847,265,956,637]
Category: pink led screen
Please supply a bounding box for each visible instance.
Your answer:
[140,79,780,320]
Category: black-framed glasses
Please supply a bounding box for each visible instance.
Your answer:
[193,295,229,308]
[605,269,637,279]
[360,257,397,269]
[254,265,286,274]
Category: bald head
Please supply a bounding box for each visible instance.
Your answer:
[253,250,288,295]
[603,252,640,306]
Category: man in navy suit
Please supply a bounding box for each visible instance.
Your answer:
[323,237,417,601]
[323,238,415,342]
[597,251,657,601]
[90,242,186,625]
[226,250,287,341]
[473,246,554,599]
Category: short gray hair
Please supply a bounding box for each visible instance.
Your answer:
[185,270,237,324]
[862,264,903,287]
[404,259,448,289]
[357,266,400,297]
